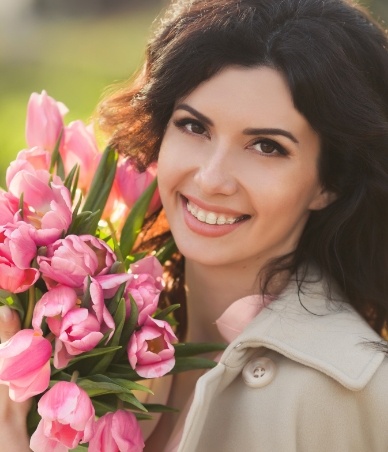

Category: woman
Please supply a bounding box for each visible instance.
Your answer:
[2,0,388,450]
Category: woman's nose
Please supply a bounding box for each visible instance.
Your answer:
[193,144,238,196]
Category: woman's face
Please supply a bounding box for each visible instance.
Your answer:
[158,66,331,269]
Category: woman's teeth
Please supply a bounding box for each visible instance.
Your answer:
[187,200,245,225]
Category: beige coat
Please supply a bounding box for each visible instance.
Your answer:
[177,275,388,452]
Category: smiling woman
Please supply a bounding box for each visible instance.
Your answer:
[2,0,388,451]
[158,66,330,272]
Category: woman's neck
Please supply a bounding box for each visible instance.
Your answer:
[184,259,263,343]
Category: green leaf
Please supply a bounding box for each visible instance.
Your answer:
[49,130,65,178]
[77,374,152,398]
[81,146,118,229]
[23,286,37,329]
[154,236,178,264]
[173,342,226,357]
[50,346,122,375]
[106,280,127,316]
[91,398,117,417]
[64,164,80,202]
[67,210,101,236]
[71,192,82,218]
[154,304,181,321]
[143,403,179,413]
[71,445,89,452]
[117,392,148,412]
[0,291,25,318]
[18,192,24,220]
[113,294,138,362]
[169,356,218,374]
[124,251,148,267]
[111,377,153,394]
[107,364,140,381]
[48,370,72,382]
[77,379,126,397]
[133,412,154,421]
[109,297,127,340]
[73,345,122,361]
[88,299,126,374]
[119,178,158,260]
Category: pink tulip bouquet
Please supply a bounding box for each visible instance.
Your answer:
[0,91,224,451]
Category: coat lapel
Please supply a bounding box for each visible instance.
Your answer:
[221,274,385,391]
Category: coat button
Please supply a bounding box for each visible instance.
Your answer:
[242,357,276,388]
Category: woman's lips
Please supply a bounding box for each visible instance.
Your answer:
[181,195,250,237]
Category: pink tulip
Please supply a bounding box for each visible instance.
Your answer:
[60,121,100,191]
[0,191,22,226]
[30,423,69,452]
[53,308,104,369]
[32,285,80,335]
[90,272,132,300]
[30,381,95,451]
[4,222,38,269]
[38,235,117,292]
[89,410,144,452]
[0,256,39,293]
[102,178,128,223]
[32,283,115,369]
[127,316,177,378]
[6,147,51,187]
[53,281,115,369]
[125,256,165,325]
[116,158,161,214]
[0,226,39,293]
[17,146,51,170]
[88,278,116,331]
[0,261,38,293]
[0,329,51,402]
[7,167,72,246]
[26,90,68,151]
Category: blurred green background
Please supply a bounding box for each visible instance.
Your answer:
[1,0,387,185]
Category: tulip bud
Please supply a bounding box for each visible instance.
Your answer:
[30,381,95,451]
[116,158,161,214]
[89,410,144,452]
[60,120,100,191]
[26,90,68,151]
[127,316,177,378]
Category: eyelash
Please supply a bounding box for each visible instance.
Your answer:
[249,139,289,157]
[172,117,289,157]
[173,118,207,136]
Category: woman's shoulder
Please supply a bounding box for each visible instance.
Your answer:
[223,273,385,386]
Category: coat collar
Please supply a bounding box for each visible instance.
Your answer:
[221,273,386,391]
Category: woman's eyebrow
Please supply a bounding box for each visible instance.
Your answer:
[243,127,299,144]
[174,104,214,126]
[175,103,298,144]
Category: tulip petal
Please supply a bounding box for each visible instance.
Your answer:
[36,382,95,448]
[0,330,51,401]
[30,421,69,452]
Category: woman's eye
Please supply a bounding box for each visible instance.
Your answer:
[251,139,288,156]
[173,118,207,136]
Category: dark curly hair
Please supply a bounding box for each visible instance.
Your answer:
[99,0,388,338]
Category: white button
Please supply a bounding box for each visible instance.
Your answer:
[242,357,276,388]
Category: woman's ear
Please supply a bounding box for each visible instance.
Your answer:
[308,188,337,211]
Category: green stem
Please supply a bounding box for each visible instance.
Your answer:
[107,219,124,263]
[23,286,36,329]
[71,371,80,383]
[45,332,56,343]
